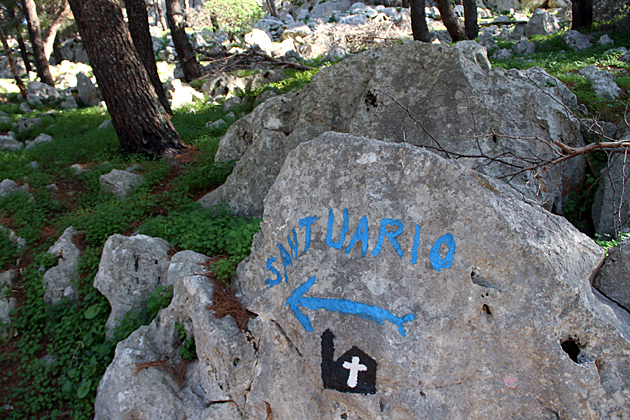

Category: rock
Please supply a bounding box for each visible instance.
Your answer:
[620,51,630,64]
[99,119,112,129]
[100,132,630,419]
[0,79,21,94]
[19,102,31,114]
[578,65,621,99]
[205,119,226,130]
[525,8,560,37]
[592,123,630,236]
[191,33,207,49]
[27,81,61,101]
[310,0,353,18]
[581,119,617,142]
[598,34,614,46]
[26,93,43,107]
[201,70,287,101]
[0,179,29,196]
[477,32,498,50]
[244,28,275,55]
[14,117,42,133]
[593,240,630,312]
[74,43,89,64]
[100,169,144,197]
[340,14,367,25]
[94,251,246,420]
[42,226,82,305]
[0,296,16,339]
[200,42,583,218]
[254,89,278,107]
[222,96,242,111]
[94,234,172,335]
[60,96,78,109]
[24,133,54,149]
[76,72,100,106]
[513,38,535,55]
[0,269,18,294]
[283,23,312,39]
[69,163,89,174]
[276,38,297,57]
[165,79,204,109]
[491,48,513,59]
[0,132,22,151]
[562,30,593,51]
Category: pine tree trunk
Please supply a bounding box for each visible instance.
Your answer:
[165,0,200,81]
[21,0,54,85]
[463,0,479,40]
[126,0,172,114]
[156,1,168,31]
[42,0,70,60]
[266,0,279,18]
[67,0,185,157]
[435,0,467,42]
[0,26,27,100]
[6,8,32,74]
[410,0,430,42]
[52,34,63,65]
[572,0,593,29]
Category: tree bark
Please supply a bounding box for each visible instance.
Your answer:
[435,0,467,42]
[52,34,63,65]
[0,25,27,100]
[21,0,54,85]
[266,0,279,18]
[572,0,593,29]
[6,7,32,74]
[410,0,430,42]
[42,0,70,60]
[155,0,168,31]
[126,0,172,114]
[165,0,200,81]
[463,0,478,40]
[67,0,185,157]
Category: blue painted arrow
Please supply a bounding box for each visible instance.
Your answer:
[286,276,416,337]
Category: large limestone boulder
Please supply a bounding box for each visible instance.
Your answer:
[200,41,584,218]
[525,8,560,37]
[42,226,82,305]
[593,240,630,313]
[76,72,100,106]
[98,133,630,419]
[94,234,172,335]
[592,122,630,237]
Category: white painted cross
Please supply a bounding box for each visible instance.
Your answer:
[342,356,367,388]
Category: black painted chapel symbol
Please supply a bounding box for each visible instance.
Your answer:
[321,329,377,394]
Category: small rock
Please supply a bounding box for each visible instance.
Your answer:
[77,72,100,106]
[223,96,242,111]
[598,34,614,46]
[25,133,54,149]
[69,163,89,174]
[60,96,78,109]
[47,183,59,192]
[525,8,560,37]
[0,179,29,196]
[42,226,82,305]
[492,48,513,59]
[514,38,535,55]
[244,29,275,55]
[206,119,226,130]
[562,30,592,51]
[19,102,31,113]
[225,112,236,119]
[14,117,42,133]
[99,119,112,129]
[0,132,22,151]
[100,169,144,197]
[26,93,43,107]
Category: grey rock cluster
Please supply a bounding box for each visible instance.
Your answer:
[0,269,18,339]
[200,41,583,218]
[96,132,630,419]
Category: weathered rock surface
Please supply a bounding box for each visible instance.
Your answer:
[593,240,630,313]
[94,234,172,335]
[0,179,29,197]
[592,122,630,236]
[563,30,593,51]
[42,226,82,305]
[25,133,53,149]
[77,72,100,106]
[0,132,22,151]
[0,270,18,338]
[525,8,559,36]
[200,41,584,218]
[98,132,630,419]
[100,169,144,197]
[578,65,621,100]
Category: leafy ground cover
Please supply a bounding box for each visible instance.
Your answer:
[0,20,628,419]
